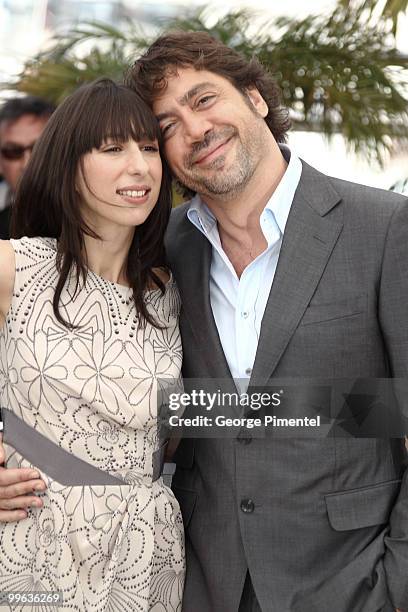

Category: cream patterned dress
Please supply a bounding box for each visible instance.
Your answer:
[0,237,185,611]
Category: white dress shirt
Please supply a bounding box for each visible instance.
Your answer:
[187,145,302,390]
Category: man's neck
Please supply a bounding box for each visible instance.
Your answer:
[201,147,287,277]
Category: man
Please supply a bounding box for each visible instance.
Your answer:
[0,32,407,612]
[0,96,55,238]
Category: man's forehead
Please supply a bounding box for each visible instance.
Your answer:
[164,67,223,90]
[0,114,47,143]
[153,68,224,116]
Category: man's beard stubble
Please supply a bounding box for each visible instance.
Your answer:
[175,123,265,200]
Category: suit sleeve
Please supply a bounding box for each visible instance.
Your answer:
[378,197,408,610]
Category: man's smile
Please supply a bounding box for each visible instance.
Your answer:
[193,136,233,166]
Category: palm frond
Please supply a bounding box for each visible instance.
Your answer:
[2,7,408,164]
[338,0,408,34]
[266,12,408,161]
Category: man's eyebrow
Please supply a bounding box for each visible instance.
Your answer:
[2,139,37,146]
[155,82,216,122]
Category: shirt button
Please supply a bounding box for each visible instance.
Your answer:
[240,498,255,513]
[242,311,249,319]
[245,368,252,376]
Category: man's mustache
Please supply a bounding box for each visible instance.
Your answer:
[184,127,236,168]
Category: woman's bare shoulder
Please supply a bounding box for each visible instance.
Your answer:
[0,240,16,324]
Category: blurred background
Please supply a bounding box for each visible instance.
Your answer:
[1,0,408,193]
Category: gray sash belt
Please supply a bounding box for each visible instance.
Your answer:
[2,408,165,485]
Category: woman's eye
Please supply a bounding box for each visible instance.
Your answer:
[103,145,121,153]
[141,144,159,152]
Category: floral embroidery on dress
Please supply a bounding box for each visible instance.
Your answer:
[0,237,185,611]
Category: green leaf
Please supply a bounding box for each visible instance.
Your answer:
[2,6,408,165]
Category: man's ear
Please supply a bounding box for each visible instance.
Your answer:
[245,87,268,118]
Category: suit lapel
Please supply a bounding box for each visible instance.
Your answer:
[250,162,344,387]
[170,214,232,381]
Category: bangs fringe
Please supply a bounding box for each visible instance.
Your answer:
[74,79,161,154]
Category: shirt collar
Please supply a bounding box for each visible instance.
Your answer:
[268,144,302,234]
[187,144,302,237]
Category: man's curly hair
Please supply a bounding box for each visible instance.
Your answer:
[126,30,291,144]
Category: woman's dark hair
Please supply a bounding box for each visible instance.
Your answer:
[126,30,291,144]
[11,78,172,329]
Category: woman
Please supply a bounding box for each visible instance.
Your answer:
[0,79,184,610]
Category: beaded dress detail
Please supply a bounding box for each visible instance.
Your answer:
[0,237,184,611]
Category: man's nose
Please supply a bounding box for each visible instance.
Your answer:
[183,114,213,143]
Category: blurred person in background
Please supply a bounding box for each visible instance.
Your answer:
[0,96,55,239]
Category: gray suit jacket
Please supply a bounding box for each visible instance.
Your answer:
[165,161,408,612]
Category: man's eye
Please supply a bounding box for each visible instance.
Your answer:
[160,123,174,137]
[197,95,215,106]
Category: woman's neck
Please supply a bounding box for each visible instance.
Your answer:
[83,227,134,287]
